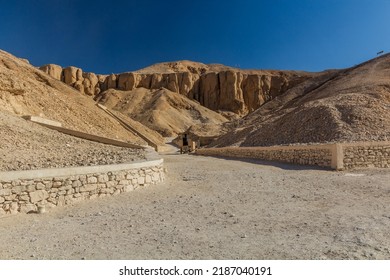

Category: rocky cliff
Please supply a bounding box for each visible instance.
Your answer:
[40,61,313,115]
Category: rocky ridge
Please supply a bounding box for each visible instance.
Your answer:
[40,61,313,115]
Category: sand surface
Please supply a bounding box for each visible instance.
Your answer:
[0,154,389,259]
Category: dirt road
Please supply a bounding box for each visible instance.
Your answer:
[0,154,389,259]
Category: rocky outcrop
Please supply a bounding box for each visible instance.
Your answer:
[39,63,311,115]
[39,64,63,80]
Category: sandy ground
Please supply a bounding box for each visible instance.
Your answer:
[0,153,389,260]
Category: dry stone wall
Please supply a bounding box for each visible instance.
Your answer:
[0,161,165,216]
[196,145,334,168]
[343,142,390,169]
[196,141,390,170]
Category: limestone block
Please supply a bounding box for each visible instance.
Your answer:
[36,183,45,190]
[52,181,62,188]
[59,185,72,191]
[57,195,65,206]
[80,184,97,192]
[3,203,10,211]
[98,174,109,183]
[29,190,49,203]
[87,176,98,184]
[104,181,116,188]
[19,194,30,201]
[113,189,121,196]
[145,175,152,184]
[99,188,108,194]
[10,202,19,214]
[20,204,36,214]
[45,181,53,190]
[0,188,11,196]
[79,175,87,183]
[5,194,16,201]
[0,197,5,203]
[118,180,129,186]
[116,173,126,180]
[11,185,22,194]
[72,180,82,188]
[137,177,145,185]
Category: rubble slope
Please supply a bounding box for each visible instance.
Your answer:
[0,50,147,145]
[210,54,390,147]
[97,87,228,137]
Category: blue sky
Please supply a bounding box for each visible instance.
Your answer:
[0,0,389,73]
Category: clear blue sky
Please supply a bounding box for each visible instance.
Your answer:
[0,0,389,74]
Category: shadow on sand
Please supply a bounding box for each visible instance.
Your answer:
[192,154,333,171]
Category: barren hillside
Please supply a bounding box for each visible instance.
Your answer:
[0,50,148,145]
[210,54,390,147]
[0,109,144,171]
[97,87,228,137]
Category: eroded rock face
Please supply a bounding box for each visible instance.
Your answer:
[39,64,63,80]
[39,63,310,115]
[63,66,82,86]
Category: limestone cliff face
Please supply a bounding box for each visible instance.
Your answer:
[39,63,310,115]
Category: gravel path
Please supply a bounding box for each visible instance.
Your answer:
[0,154,389,259]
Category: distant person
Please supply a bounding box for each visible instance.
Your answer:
[181,134,188,154]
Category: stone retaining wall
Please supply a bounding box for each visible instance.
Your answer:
[196,145,335,169]
[0,159,165,216]
[196,141,390,170]
[343,142,390,169]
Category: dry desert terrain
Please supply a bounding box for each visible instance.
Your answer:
[0,152,389,260]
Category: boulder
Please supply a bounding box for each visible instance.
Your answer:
[39,64,63,80]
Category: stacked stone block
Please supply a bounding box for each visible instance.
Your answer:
[196,146,332,168]
[343,144,390,169]
[0,165,164,215]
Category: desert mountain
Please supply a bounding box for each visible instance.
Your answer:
[40,61,314,116]
[3,47,389,150]
[97,87,228,137]
[0,50,152,145]
[210,54,390,147]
